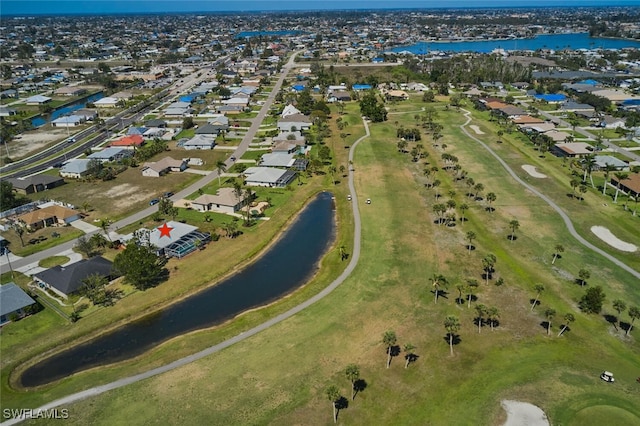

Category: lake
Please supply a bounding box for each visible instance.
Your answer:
[20,192,336,387]
[390,33,640,54]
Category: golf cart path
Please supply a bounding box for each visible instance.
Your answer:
[0,120,369,426]
[459,109,640,280]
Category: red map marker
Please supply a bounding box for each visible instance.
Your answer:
[158,222,173,238]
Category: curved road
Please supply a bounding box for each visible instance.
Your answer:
[0,119,370,426]
[459,108,640,280]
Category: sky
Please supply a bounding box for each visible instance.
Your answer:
[2,0,640,16]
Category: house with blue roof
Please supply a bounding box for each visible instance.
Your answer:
[353,84,373,91]
[59,159,92,179]
[534,93,566,103]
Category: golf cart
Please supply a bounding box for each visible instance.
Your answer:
[600,371,615,383]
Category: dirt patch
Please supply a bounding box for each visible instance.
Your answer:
[469,124,485,135]
[590,226,638,252]
[521,165,547,179]
[6,127,70,158]
[501,400,549,426]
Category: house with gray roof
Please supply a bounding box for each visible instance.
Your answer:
[25,95,51,105]
[194,123,220,136]
[51,115,86,127]
[7,175,65,194]
[33,257,114,299]
[278,113,312,133]
[126,221,211,259]
[243,166,297,188]
[0,283,36,325]
[593,155,628,171]
[87,147,134,163]
[183,135,216,150]
[59,159,92,179]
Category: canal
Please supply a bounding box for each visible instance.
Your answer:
[20,192,336,387]
[31,92,104,128]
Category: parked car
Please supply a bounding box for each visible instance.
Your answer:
[230,156,236,161]
[600,371,615,383]
[149,198,160,206]
[163,192,174,199]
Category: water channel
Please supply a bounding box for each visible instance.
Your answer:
[20,192,336,387]
[391,33,640,54]
[31,91,105,128]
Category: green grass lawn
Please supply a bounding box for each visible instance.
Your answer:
[37,256,70,268]
[2,97,639,425]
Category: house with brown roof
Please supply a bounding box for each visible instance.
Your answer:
[16,205,81,230]
[552,142,593,158]
[611,173,640,197]
[141,157,187,177]
[512,115,545,125]
[191,188,249,214]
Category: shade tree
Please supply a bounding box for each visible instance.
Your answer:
[475,304,488,333]
[577,268,590,287]
[487,306,500,331]
[626,306,640,336]
[579,286,606,314]
[325,385,341,423]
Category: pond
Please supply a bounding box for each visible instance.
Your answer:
[20,192,336,387]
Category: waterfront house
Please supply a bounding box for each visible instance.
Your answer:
[125,221,211,259]
[94,97,119,108]
[25,95,51,105]
[54,86,87,97]
[34,257,114,299]
[243,166,297,188]
[51,115,85,127]
[0,283,36,325]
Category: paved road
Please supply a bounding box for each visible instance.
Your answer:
[0,116,371,426]
[459,108,640,280]
[3,54,297,271]
[517,101,640,163]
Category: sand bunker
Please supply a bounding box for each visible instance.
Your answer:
[501,400,549,426]
[591,226,638,252]
[469,124,485,135]
[521,165,547,178]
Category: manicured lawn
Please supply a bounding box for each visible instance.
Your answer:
[38,256,70,268]
[3,97,639,425]
[0,227,83,257]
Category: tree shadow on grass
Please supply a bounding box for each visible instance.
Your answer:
[603,314,618,330]
[354,379,367,397]
[465,244,476,252]
[529,299,541,309]
[540,321,550,332]
[620,321,632,333]
[432,290,449,301]
[443,333,461,346]
[508,234,518,242]
[405,354,419,366]
[390,345,401,358]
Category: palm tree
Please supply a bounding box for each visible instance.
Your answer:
[12,224,25,247]
[215,160,227,186]
[403,343,417,368]
[580,154,596,188]
[482,254,496,285]
[465,231,476,253]
[382,330,397,368]
[345,364,360,400]
[612,172,628,203]
[487,306,500,331]
[473,183,484,200]
[465,177,475,197]
[602,164,616,196]
[485,192,497,212]
[444,315,460,356]
[431,274,448,303]
[612,299,626,319]
[531,284,544,311]
[325,385,341,423]
[475,304,487,333]
[432,179,441,199]
[100,218,112,242]
[459,203,469,223]
[544,308,556,335]
[558,313,575,337]
[570,178,580,199]
[467,279,479,308]
[626,306,640,336]
[578,268,590,287]
[552,244,564,264]
[509,219,520,242]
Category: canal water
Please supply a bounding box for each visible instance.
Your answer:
[30,92,104,128]
[20,192,336,387]
[390,33,640,54]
